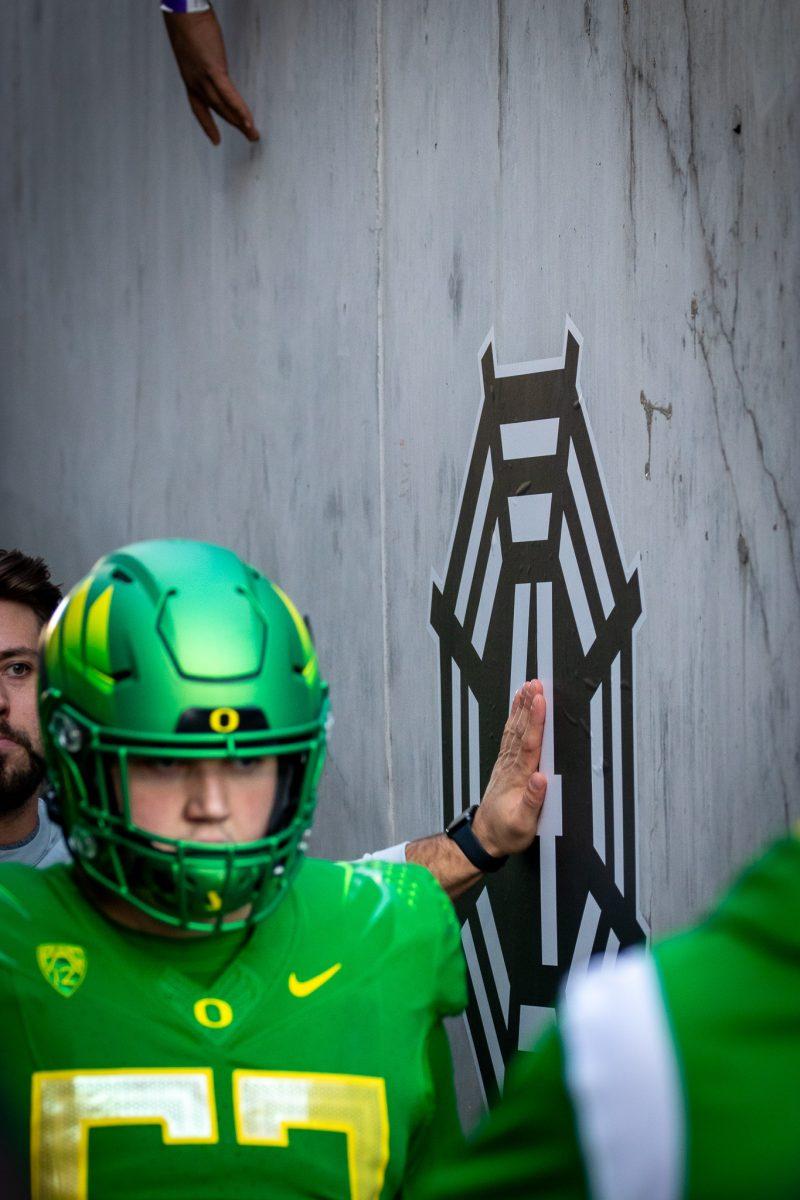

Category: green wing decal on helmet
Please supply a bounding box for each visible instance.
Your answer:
[39,539,329,933]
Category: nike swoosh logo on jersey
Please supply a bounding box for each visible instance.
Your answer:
[288,962,342,998]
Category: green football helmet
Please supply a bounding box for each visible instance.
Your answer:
[39,539,329,933]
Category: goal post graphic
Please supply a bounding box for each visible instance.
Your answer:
[430,323,647,1099]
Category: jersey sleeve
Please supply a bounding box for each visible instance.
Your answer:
[432,879,468,1018]
[400,1021,465,1194]
[406,864,467,1018]
[352,860,467,1019]
[408,1025,590,1200]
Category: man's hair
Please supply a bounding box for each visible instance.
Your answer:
[0,549,62,625]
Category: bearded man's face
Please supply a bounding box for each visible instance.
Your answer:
[0,601,46,816]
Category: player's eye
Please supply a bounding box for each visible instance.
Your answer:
[131,756,184,775]
[230,756,268,773]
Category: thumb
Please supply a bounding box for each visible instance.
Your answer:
[523,772,547,811]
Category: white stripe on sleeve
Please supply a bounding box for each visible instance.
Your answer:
[560,950,685,1200]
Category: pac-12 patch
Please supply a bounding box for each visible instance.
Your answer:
[36,944,88,998]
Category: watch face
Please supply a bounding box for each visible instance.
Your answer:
[446,806,475,835]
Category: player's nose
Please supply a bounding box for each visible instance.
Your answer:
[185,762,231,820]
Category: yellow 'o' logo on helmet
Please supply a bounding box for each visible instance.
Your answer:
[209,707,240,733]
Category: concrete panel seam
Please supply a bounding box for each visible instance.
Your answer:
[374,0,395,834]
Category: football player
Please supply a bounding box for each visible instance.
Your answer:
[0,538,547,1199]
[411,832,800,1200]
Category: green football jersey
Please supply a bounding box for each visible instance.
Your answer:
[0,856,466,1200]
[412,836,800,1200]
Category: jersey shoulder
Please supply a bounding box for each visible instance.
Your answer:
[296,856,456,941]
[0,861,74,917]
[654,837,800,994]
[0,863,83,970]
[296,858,466,1016]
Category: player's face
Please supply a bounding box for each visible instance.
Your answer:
[0,600,46,815]
[124,755,280,844]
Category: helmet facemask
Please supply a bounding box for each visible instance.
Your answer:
[39,540,330,935]
[45,703,327,933]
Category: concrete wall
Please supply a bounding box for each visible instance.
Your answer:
[2,0,798,1113]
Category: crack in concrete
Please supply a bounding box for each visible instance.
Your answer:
[696,326,771,654]
[632,61,686,193]
[620,6,638,266]
[621,5,691,269]
[497,0,508,165]
[681,0,800,624]
[583,0,600,59]
[620,0,794,631]
[639,390,672,481]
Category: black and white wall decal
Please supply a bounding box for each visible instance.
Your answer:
[430,322,647,1100]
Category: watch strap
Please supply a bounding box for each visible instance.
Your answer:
[445,806,509,873]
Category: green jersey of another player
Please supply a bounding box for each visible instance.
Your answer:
[0,540,466,1199]
[413,833,800,1200]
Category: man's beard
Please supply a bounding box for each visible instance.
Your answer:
[0,721,46,817]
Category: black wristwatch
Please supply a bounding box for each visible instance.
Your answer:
[445,805,509,873]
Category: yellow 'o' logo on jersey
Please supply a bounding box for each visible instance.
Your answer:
[209,707,240,733]
[193,997,234,1029]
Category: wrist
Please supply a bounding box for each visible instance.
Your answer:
[445,805,508,873]
[161,2,211,12]
[470,804,505,858]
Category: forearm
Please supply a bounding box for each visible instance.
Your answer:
[405,833,483,900]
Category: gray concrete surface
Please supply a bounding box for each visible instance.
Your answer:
[1,0,798,1120]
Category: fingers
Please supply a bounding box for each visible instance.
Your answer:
[509,682,546,773]
[188,92,221,145]
[497,687,524,757]
[496,680,548,775]
[210,74,260,141]
[507,678,543,718]
[501,682,535,753]
[476,680,548,856]
[522,692,546,764]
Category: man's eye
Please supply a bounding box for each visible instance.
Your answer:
[5,663,33,679]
